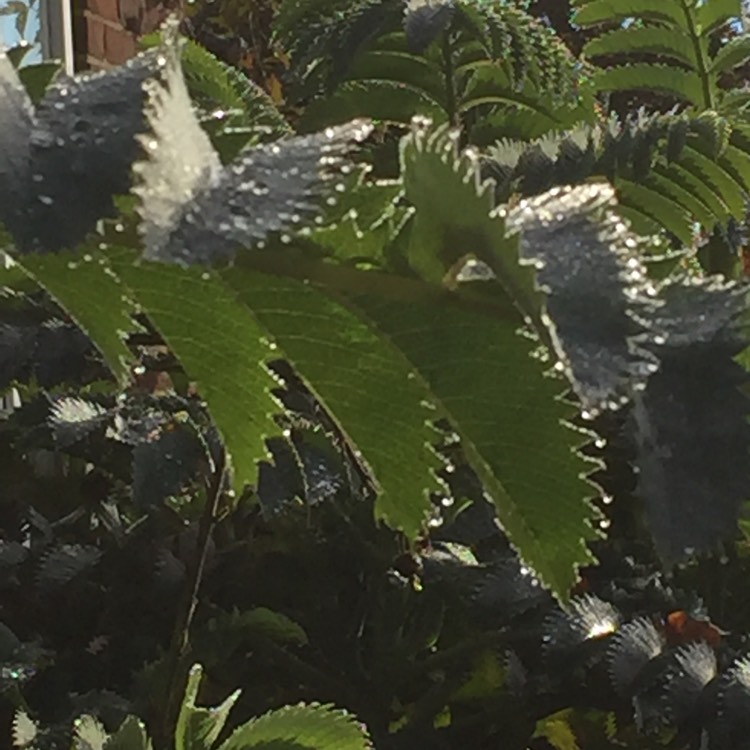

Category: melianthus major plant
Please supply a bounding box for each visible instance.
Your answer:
[1,0,750,748]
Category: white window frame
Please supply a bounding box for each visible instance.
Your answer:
[39,0,74,73]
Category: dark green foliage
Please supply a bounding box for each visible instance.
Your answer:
[1,1,750,749]
[289,0,591,140]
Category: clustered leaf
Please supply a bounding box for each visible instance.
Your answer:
[630,279,750,564]
[133,23,373,266]
[0,46,165,253]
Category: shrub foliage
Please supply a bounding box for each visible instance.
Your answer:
[1,1,750,748]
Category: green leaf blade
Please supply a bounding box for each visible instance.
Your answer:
[218,703,372,750]
[113,256,282,492]
[223,267,444,539]
[348,293,599,599]
[19,250,138,387]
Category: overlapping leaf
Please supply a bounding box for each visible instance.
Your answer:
[389,118,601,595]
[631,279,750,564]
[133,26,372,266]
[0,44,165,253]
[573,0,747,111]
[222,266,445,538]
[505,183,658,413]
[112,257,283,493]
[483,111,750,249]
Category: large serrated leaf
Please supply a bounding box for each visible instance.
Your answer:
[632,279,750,564]
[133,27,372,266]
[112,255,282,492]
[105,716,152,750]
[18,250,138,387]
[345,291,600,599]
[217,702,372,750]
[505,183,658,413]
[176,665,240,750]
[222,266,444,538]
[399,118,543,327]
[0,44,164,254]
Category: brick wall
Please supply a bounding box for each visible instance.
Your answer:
[76,0,177,69]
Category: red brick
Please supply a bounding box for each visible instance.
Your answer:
[89,0,120,23]
[104,25,137,64]
[86,15,106,60]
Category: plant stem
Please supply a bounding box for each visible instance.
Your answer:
[159,447,228,745]
[442,32,457,126]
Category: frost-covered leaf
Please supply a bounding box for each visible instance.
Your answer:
[176,664,240,750]
[49,396,111,447]
[0,50,33,237]
[506,183,658,414]
[404,0,455,53]
[132,425,206,508]
[632,279,750,564]
[134,30,372,266]
[633,642,717,734]
[541,595,621,662]
[607,617,665,697]
[0,45,164,254]
[73,715,109,750]
[704,655,750,750]
[36,544,102,589]
[217,702,372,750]
[12,710,37,748]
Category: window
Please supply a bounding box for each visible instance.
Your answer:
[0,0,73,72]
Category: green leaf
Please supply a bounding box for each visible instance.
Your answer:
[217,703,372,750]
[225,607,308,646]
[696,0,741,34]
[345,292,599,599]
[583,26,697,68]
[679,144,747,217]
[709,35,750,76]
[591,64,704,107]
[176,665,240,750]
[345,49,448,106]
[573,0,688,30]
[299,79,447,131]
[112,255,283,492]
[18,61,60,103]
[105,716,153,750]
[399,120,543,327]
[222,266,444,538]
[19,250,138,387]
[140,35,290,146]
[616,179,696,245]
